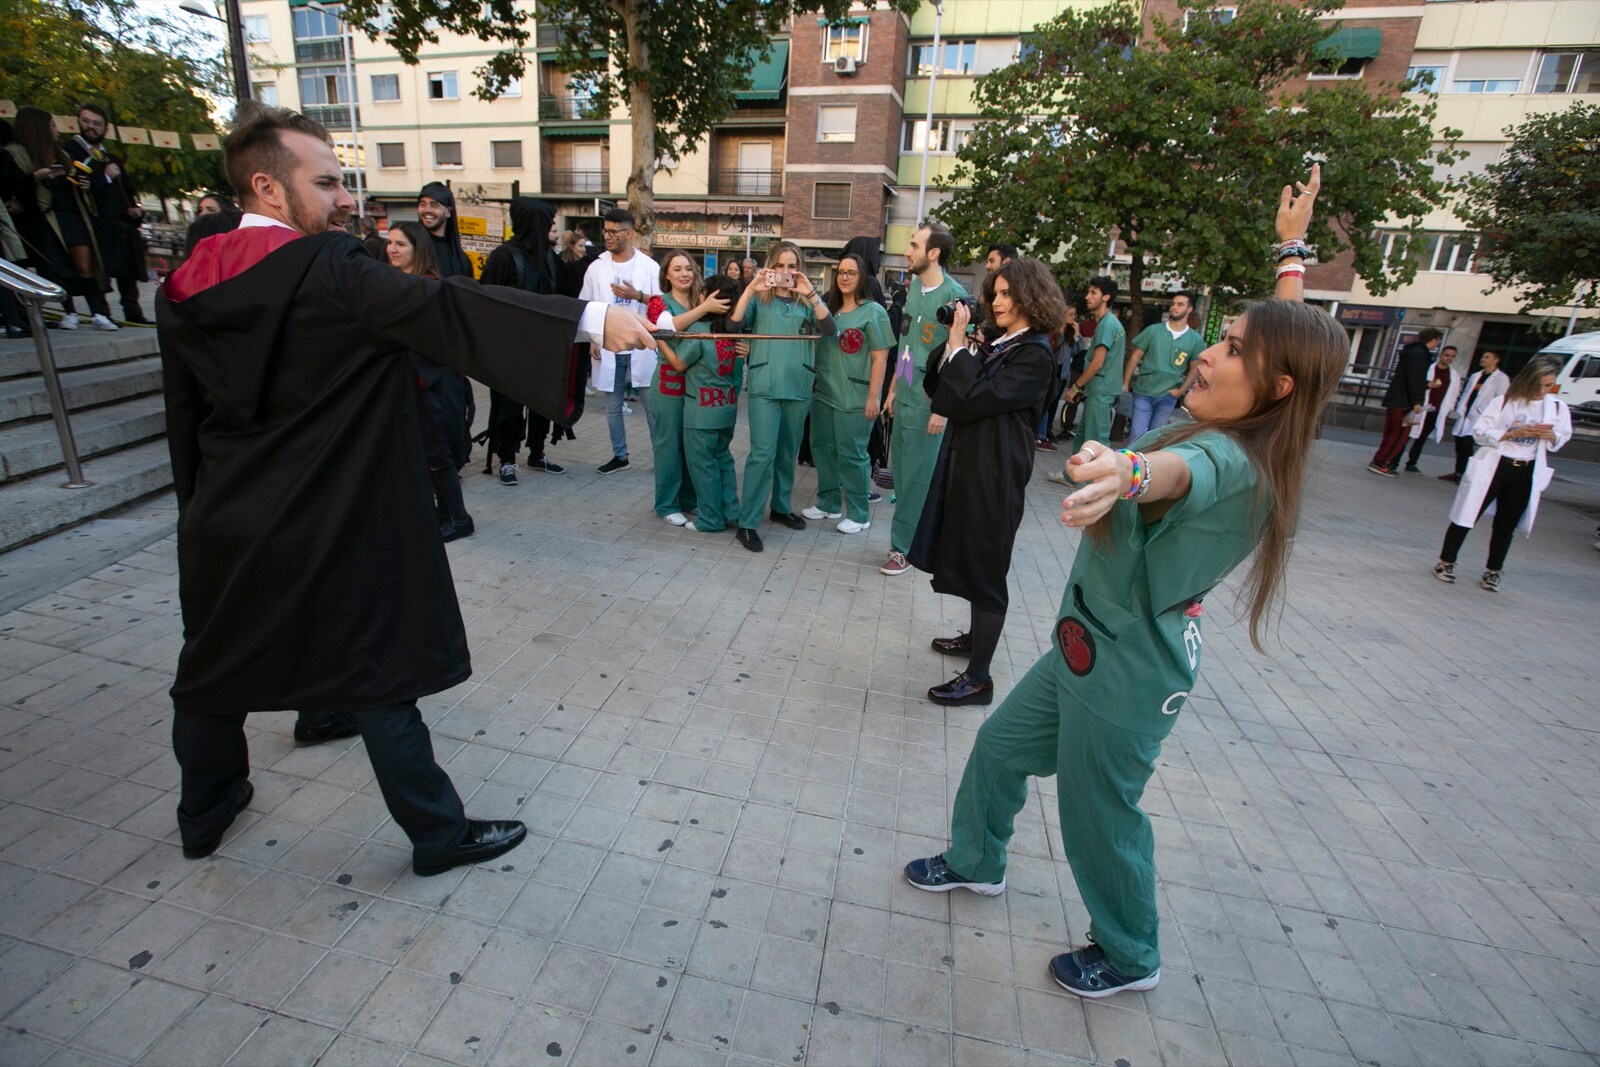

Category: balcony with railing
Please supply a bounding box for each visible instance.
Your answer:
[544,169,607,193]
[538,93,605,121]
[709,169,784,197]
[302,104,359,131]
[294,38,346,64]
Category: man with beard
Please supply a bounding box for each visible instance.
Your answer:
[1063,276,1125,456]
[416,181,476,474]
[64,103,148,324]
[1122,290,1203,441]
[156,102,655,875]
[478,197,569,483]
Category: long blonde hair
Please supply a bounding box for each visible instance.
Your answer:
[658,250,704,310]
[1096,299,1346,651]
[1505,355,1560,404]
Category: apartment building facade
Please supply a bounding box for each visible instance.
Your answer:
[241,0,1598,367]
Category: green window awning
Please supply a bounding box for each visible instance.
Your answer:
[815,15,870,25]
[540,125,608,137]
[1317,27,1383,61]
[737,42,790,102]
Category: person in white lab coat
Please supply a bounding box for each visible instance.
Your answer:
[1433,357,1571,592]
[1402,345,1462,472]
[1439,350,1509,483]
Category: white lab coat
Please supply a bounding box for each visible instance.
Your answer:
[1447,393,1572,535]
[1448,368,1509,439]
[581,251,661,391]
[1409,361,1463,442]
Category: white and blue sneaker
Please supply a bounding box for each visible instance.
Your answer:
[1049,944,1159,998]
[904,854,1005,895]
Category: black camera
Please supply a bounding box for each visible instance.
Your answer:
[935,296,984,327]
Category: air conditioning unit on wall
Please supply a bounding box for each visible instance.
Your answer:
[834,56,858,75]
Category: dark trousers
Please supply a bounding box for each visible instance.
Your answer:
[173,702,468,863]
[1440,457,1534,572]
[1453,433,1476,476]
[485,390,552,465]
[1405,412,1440,468]
[113,271,141,319]
[1372,407,1411,467]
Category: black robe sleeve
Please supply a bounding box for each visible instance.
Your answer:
[161,347,210,511]
[931,340,1054,423]
[329,241,585,424]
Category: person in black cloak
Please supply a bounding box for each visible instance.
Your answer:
[418,181,475,455]
[477,198,569,483]
[910,257,1065,707]
[156,102,655,875]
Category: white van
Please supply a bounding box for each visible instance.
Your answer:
[1535,331,1600,413]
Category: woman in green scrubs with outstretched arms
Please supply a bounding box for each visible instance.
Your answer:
[905,165,1347,999]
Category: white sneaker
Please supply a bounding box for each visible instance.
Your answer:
[622,404,634,414]
[90,314,119,331]
[837,518,870,534]
[58,313,79,330]
[802,506,841,520]
[663,512,688,526]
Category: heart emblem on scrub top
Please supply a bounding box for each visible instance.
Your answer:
[1056,618,1095,677]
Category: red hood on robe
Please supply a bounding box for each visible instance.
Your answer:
[165,226,304,302]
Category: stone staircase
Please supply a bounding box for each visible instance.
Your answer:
[0,327,173,552]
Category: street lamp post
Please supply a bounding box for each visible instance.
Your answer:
[914,1,944,226]
[179,0,251,105]
[308,1,366,219]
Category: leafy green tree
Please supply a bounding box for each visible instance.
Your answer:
[0,0,227,202]
[338,0,918,232]
[936,0,1456,329]
[1457,102,1600,314]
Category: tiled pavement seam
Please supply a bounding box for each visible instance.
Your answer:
[0,407,1598,1066]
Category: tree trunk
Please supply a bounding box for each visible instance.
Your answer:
[1127,249,1145,336]
[622,0,654,245]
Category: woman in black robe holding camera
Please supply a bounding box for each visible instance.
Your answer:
[911,258,1064,707]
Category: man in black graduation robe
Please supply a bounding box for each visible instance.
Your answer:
[156,103,655,875]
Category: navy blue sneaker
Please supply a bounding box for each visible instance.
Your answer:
[1049,944,1159,998]
[904,855,1005,896]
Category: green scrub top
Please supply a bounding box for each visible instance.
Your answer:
[894,274,967,412]
[1129,323,1204,397]
[1084,312,1127,397]
[815,301,894,412]
[664,294,742,431]
[741,295,820,401]
[1053,429,1265,735]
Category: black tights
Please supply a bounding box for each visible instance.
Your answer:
[966,603,1006,682]
[430,467,469,525]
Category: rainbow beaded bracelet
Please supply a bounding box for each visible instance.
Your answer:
[1118,449,1152,500]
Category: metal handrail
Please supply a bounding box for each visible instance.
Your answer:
[0,260,92,488]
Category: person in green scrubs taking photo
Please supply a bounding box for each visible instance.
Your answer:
[906,164,1344,1000]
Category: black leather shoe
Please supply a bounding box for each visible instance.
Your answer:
[182,780,254,859]
[769,510,806,531]
[413,819,528,877]
[736,527,764,553]
[294,710,361,747]
[929,671,994,706]
[931,632,972,656]
[440,517,475,542]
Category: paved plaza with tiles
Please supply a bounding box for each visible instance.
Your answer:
[1,406,1598,1067]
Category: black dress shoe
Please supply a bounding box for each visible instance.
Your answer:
[931,632,972,656]
[736,527,764,553]
[770,510,806,530]
[4,325,32,339]
[182,780,254,859]
[440,517,475,542]
[413,819,528,877]
[929,671,994,706]
[294,710,361,747]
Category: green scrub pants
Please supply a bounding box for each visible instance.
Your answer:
[944,652,1168,979]
[684,426,738,532]
[889,404,943,554]
[652,395,696,518]
[811,400,873,524]
[1072,395,1115,455]
[738,395,807,529]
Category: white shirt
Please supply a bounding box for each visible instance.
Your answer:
[580,249,661,390]
[236,212,608,346]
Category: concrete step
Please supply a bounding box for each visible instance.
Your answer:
[0,328,159,379]
[0,357,163,426]
[0,394,167,483]
[0,438,172,552]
